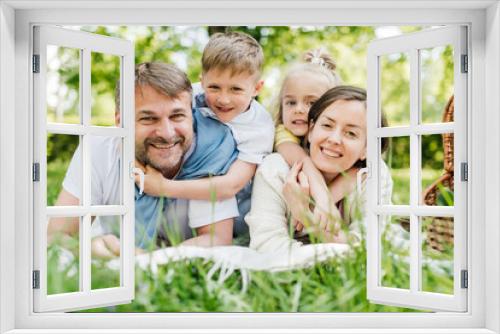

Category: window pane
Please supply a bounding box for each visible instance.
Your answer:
[421,216,454,294]
[420,45,454,124]
[91,215,121,289]
[91,52,121,127]
[47,216,80,295]
[381,136,410,205]
[380,215,410,289]
[46,45,80,124]
[380,52,410,127]
[90,136,123,205]
[421,134,454,206]
[47,134,81,206]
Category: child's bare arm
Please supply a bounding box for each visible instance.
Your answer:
[276,141,308,166]
[277,141,342,233]
[328,167,359,204]
[276,142,331,207]
[137,159,256,200]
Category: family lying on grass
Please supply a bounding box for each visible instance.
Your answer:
[48,31,393,258]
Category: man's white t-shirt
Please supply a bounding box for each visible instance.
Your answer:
[63,136,239,239]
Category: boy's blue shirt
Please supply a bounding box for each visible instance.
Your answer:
[193,91,254,235]
[134,108,238,248]
[178,107,238,179]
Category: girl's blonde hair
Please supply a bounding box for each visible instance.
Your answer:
[274,49,342,130]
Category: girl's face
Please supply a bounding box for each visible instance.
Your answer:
[281,71,330,137]
[308,99,367,182]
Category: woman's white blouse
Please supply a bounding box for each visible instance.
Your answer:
[245,153,394,252]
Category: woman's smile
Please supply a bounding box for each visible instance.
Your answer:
[320,145,343,158]
[308,99,367,180]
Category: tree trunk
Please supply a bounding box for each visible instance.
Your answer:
[208,26,228,36]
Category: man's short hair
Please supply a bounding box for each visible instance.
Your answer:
[115,62,192,112]
[201,31,264,77]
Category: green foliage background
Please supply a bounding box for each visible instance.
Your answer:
[46,26,455,312]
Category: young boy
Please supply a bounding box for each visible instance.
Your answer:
[140,31,274,237]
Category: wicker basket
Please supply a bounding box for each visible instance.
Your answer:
[421,95,455,252]
[395,96,455,252]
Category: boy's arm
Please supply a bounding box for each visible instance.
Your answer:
[138,159,256,200]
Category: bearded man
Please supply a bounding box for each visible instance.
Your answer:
[49,63,239,255]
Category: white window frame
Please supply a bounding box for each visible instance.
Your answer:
[366,26,468,312]
[0,1,499,333]
[32,25,136,312]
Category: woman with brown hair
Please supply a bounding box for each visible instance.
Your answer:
[245,86,393,252]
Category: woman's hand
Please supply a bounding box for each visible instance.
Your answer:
[282,161,312,231]
[322,228,348,243]
[282,160,350,243]
[298,157,332,232]
[134,159,169,197]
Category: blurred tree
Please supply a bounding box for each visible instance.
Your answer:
[48,25,451,172]
[208,26,228,36]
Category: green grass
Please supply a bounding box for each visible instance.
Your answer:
[45,233,453,313]
[384,169,455,295]
[82,243,417,313]
[47,159,70,206]
[391,168,446,205]
[46,166,454,312]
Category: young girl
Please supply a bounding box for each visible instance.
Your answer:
[273,49,358,232]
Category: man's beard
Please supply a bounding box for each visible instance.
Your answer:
[136,136,187,179]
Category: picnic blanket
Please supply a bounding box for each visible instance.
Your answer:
[134,243,349,272]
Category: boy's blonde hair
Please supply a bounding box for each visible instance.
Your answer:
[274,49,342,132]
[202,31,264,78]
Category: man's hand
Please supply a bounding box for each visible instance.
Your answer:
[91,234,121,259]
[91,234,145,259]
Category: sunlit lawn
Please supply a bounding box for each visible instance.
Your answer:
[47,167,453,312]
[48,239,422,313]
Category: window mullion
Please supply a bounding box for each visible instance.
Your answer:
[409,48,421,294]
[46,205,127,216]
[46,123,128,137]
[121,51,135,295]
[80,48,92,294]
